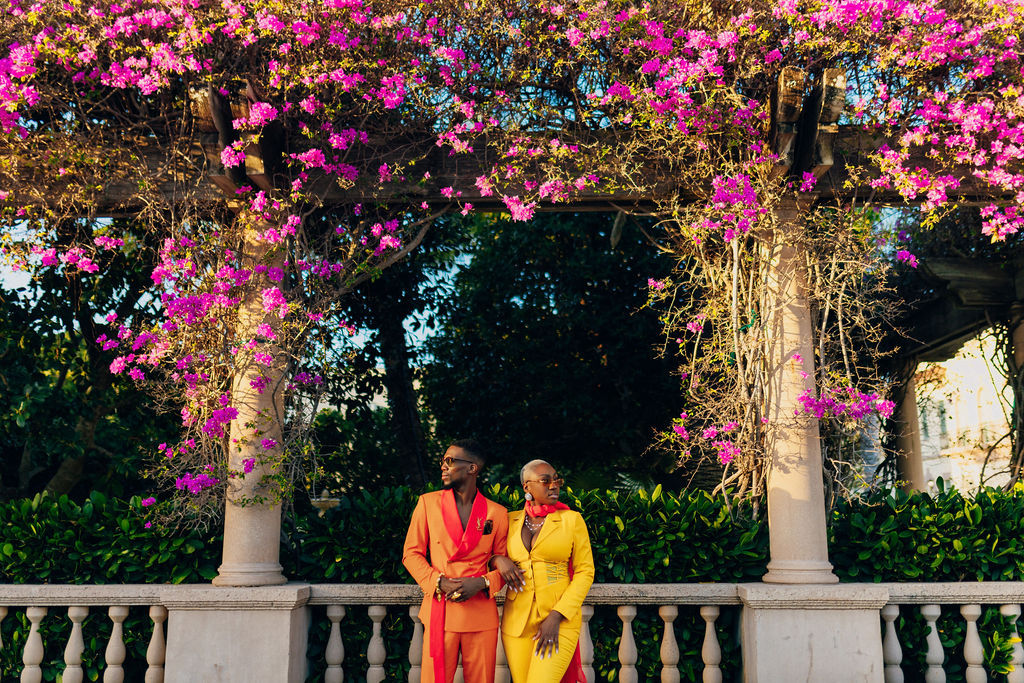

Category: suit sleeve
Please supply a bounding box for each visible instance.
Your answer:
[553,512,595,622]
[484,506,509,591]
[402,495,440,594]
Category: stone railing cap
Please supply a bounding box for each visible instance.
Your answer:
[158,583,311,610]
[738,583,890,610]
[881,582,1024,604]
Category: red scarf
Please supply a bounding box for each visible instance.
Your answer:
[524,501,587,683]
[431,489,488,683]
[525,500,570,516]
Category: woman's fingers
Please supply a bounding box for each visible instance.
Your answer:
[532,634,557,655]
[501,568,525,590]
[512,567,525,588]
[532,631,558,657]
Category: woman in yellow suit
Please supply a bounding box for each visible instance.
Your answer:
[492,459,595,682]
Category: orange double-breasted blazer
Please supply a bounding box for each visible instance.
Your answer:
[402,490,509,632]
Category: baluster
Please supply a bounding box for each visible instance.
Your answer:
[21,606,47,683]
[454,651,464,683]
[495,605,510,683]
[1001,604,1024,683]
[366,605,387,683]
[700,605,722,683]
[617,605,638,683]
[63,606,89,683]
[104,605,129,683]
[921,604,946,683]
[960,604,986,683]
[326,605,346,683]
[408,605,422,683]
[658,605,679,683]
[0,605,7,653]
[881,604,904,683]
[581,605,595,683]
[146,605,167,683]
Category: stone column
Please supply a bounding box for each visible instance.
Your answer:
[213,220,287,587]
[1014,317,1024,368]
[761,201,837,585]
[895,370,926,492]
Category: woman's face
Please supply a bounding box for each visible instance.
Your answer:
[523,462,562,506]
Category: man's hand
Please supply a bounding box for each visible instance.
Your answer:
[439,576,463,598]
[490,556,525,591]
[446,576,487,602]
[533,611,565,658]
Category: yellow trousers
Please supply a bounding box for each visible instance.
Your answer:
[501,626,579,683]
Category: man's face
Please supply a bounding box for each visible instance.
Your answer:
[440,445,475,489]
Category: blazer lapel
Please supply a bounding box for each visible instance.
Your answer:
[531,513,561,553]
[434,493,460,559]
[508,511,526,556]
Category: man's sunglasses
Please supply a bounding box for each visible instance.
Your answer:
[440,456,474,467]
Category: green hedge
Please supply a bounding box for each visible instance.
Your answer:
[3,485,1024,681]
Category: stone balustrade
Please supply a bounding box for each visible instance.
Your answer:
[0,585,167,682]
[308,583,740,682]
[4,581,1024,680]
[879,582,1024,683]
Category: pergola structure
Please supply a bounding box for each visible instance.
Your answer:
[891,256,1024,492]
[7,66,1012,680]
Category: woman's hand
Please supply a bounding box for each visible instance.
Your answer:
[491,555,525,591]
[532,611,565,658]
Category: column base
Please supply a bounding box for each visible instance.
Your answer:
[739,584,888,683]
[212,561,287,586]
[163,584,310,683]
[762,559,838,584]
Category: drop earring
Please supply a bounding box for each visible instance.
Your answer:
[525,492,533,501]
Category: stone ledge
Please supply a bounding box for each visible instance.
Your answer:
[159,583,311,610]
[13,582,1024,612]
[309,583,423,605]
[0,584,165,606]
[307,583,744,606]
[882,581,1024,604]
[587,583,742,605]
[738,583,889,610]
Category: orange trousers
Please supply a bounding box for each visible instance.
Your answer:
[420,627,498,683]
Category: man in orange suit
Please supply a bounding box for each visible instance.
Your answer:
[403,439,509,683]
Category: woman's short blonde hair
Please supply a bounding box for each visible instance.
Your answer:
[520,459,552,485]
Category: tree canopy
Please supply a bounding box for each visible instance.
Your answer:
[422,212,680,486]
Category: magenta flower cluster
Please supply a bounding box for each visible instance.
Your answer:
[796,387,895,422]
[672,412,742,465]
[175,467,220,494]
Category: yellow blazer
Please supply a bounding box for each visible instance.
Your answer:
[501,508,595,638]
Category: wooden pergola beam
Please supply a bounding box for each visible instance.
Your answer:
[2,126,1008,219]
